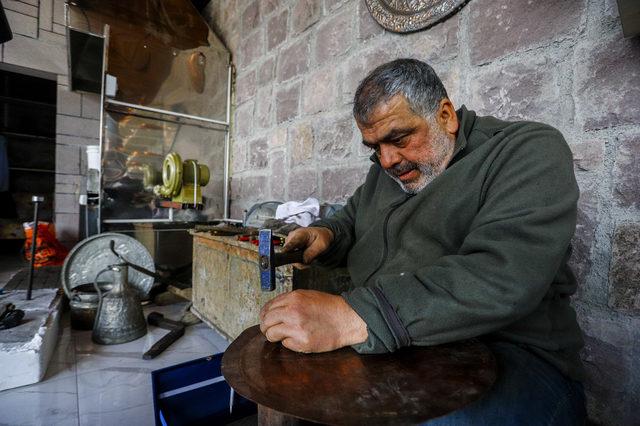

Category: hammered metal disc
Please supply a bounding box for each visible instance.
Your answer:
[61,233,156,300]
[365,0,470,33]
[222,325,496,425]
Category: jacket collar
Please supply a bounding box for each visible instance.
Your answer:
[451,105,475,161]
[368,104,477,165]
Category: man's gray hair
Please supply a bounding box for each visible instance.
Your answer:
[353,58,448,123]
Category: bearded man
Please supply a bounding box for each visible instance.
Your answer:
[259,59,587,424]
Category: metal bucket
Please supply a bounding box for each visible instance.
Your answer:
[69,282,113,330]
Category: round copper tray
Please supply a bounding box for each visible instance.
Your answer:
[222,325,496,425]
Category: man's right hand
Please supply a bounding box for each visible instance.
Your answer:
[283,226,334,264]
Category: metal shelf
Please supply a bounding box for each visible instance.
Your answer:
[0,95,56,110]
[0,131,56,141]
[9,167,55,174]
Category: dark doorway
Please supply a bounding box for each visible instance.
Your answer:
[0,69,56,257]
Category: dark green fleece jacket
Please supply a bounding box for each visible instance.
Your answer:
[313,106,585,381]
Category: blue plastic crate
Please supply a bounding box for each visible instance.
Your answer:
[151,353,256,426]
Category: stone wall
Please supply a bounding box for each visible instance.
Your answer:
[205,0,639,423]
[1,0,100,246]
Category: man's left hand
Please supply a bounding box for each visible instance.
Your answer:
[259,290,368,353]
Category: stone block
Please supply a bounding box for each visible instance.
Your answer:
[54,212,79,242]
[57,86,82,116]
[52,0,64,25]
[231,140,247,173]
[358,0,384,40]
[260,0,281,17]
[321,165,369,203]
[340,39,399,105]
[325,0,349,11]
[248,136,269,169]
[267,9,287,51]
[612,136,640,209]
[242,0,260,34]
[270,126,287,149]
[302,66,337,115]
[287,168,318,200]
[56,115,100,139]
[570,140,605,173]
[576,36,640,130]
[468,0,584,65]
[468,58,563,128]
[401,14,459,64]
[277,36,310,83]
[239,174,268,202]
[269,150,286,200]
[234,100,254,139]
[287,121,314,164]
[0,290,62,392]
[81,93,101,119]
[55,192,79,214]
[55,144,80,174]
[569,185,598,293]
[314,114,355,162]
[5,10,37,38]
[3,1,38,17]
[238,28,264,70]
[52,23,64,35]
[254,86,274,130]
[55,173,82,194]
[236,69,257,105]
[38,29,65,45]
[291,0,322,35]
[258,56,275,86]
[609,223,640,313]
[56,134,99,147]
[275,82,300,124]
[39,0,53,31]
[314,8,354,64]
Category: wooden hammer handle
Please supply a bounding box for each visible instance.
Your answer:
[273,250,305,267]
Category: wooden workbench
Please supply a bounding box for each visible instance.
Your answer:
[190,230,351,340]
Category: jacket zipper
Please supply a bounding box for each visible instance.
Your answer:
[363,195,412,285]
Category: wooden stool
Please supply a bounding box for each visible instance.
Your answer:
[222,326,496,425]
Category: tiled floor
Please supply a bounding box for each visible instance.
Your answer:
[0,302,231,426]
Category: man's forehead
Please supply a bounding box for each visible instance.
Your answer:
[356,95,421,133]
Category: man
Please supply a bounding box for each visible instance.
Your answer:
[259,59,586,424]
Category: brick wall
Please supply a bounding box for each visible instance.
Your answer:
[205,0,640,423]
[1,0,100,246]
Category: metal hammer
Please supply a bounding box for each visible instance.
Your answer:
[258,229,304,292]
[143,312,185,360]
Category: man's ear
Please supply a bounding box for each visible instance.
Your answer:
[437,98,459,136]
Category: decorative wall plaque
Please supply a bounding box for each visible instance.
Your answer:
[365,0,470,33]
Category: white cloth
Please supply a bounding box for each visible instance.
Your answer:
[275,197,320,227]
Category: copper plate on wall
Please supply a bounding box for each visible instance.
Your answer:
[365,0,470,33]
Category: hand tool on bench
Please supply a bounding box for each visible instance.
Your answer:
[258,229,304,292]
[143,312,186,360]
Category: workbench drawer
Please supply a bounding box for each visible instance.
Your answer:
[152,353,256,426]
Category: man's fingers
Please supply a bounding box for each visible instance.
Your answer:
[281,337,310,353]
[259,292,290,322]
[282,229,310,252]
[263,323,298,343]
[260,305,290,332]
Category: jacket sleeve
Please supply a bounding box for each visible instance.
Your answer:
[310,183,363,268]
[342,126,579,353]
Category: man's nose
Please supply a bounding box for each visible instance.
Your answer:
[379,145,402,170]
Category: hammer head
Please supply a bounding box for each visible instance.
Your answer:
[258,229,275,292]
